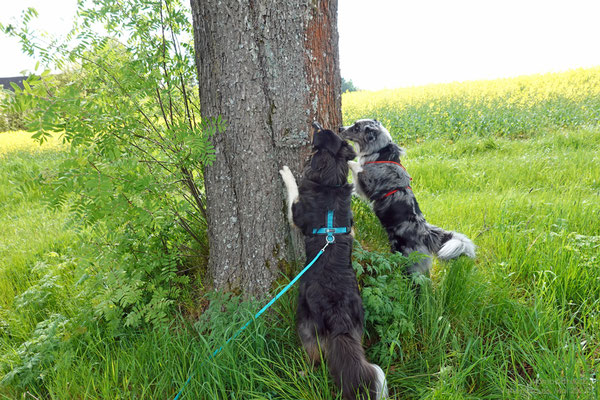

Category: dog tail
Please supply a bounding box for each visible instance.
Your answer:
[437,231,476,260]
[326,333,388,400]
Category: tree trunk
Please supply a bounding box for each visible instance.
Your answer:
[190,0,341,297]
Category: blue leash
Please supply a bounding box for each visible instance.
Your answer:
[173,243,330,399]
[173,209,347,399]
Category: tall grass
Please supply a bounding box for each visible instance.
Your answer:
[366,127,600,398]
[0,131,78,395]
[2,68,600,399]
[0,131,68,308]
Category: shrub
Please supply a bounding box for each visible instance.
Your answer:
[2,0,217,330]
[1,314,70,389]
[352,243,430,365]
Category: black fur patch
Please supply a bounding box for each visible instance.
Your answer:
[292,126,380,400]
[376,143,403,162]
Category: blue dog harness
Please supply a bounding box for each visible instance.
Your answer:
[311,210,350,243]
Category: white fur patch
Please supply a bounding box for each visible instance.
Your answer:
[370,363,389,400]
[437,232,476,260]
[348,160,363,175]
[279,166,298,226]
[348,160,369,200]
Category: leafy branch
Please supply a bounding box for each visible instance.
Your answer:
[1,0,218,330]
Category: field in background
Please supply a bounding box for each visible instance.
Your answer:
[0,131,63,155]
[1,69,600,398]
[344,67,600,141]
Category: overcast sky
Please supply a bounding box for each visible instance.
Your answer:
[338,0,600,89]
[1,0,600,90]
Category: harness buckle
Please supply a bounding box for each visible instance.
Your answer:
[312,210,347,244]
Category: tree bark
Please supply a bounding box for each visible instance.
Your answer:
[190,0,341,297]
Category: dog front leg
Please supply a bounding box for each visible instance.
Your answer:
[348,160,368,200]
[279,165,299,226]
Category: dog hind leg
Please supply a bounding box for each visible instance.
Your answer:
[389,225,433,275]
[404,249,432,275]
[298,319,323,366]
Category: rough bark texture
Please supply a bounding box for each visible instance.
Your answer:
[191,0,341,296]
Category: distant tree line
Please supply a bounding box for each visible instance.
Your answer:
[0,77,27,131]
[342,77,358,92]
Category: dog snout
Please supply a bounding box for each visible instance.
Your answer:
[339,126,351,138]
[338,126,345,133]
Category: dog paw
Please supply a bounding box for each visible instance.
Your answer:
[347,160,362,174]
[280,165,297,188]
[279,165,292,179]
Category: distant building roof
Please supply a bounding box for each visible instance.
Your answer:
[0,76,27,92]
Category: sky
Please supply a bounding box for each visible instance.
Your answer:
[338,0,600,89]
[1,0,77,75]
[1,0,600,91]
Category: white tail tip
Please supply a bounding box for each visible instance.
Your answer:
[371,364,389,400]
[437,232,476,260]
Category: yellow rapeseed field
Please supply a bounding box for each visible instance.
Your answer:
[342,67,600,140]
[0,131,64,155]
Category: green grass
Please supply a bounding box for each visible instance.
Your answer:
[0,131,80,396]
[2,73,600,399]
[371,127,600,399]
[0,131,71,315]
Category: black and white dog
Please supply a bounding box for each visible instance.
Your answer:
[279,124,387,400]
[339,119,475,275]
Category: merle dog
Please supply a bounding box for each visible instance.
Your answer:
[279,123,387,400]
[340,119,475,275]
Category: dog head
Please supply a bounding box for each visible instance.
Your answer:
[338,119,393,156]
[305,126,356,186]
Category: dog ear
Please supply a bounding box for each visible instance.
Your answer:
[389,143,402,158]
[339,141,357,161]
[313,129,343,154]
[365,126,377,143]
[376,142,403,161]
[310,151,328,171]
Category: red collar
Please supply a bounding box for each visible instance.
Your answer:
[381,186,411,199]
[363,160,412,199]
